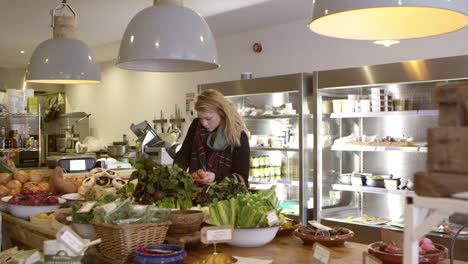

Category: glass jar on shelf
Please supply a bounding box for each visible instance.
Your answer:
[264,165,271,178]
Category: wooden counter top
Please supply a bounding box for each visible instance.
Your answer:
[184,235,467,264]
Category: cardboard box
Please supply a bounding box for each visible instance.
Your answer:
[414,171,468,197]
[428,127,468,174]
[27,96,38,114]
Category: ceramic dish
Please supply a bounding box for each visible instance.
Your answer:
[293,227,354,247]
[276,220,299,236]
[1,195,65,220]
[135,244,186,264]
[228,226,280,247]
[368,242,448,264]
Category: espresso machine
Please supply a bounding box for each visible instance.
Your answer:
[130,120,174,165]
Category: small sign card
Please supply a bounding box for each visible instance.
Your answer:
[266,210,280,226]
[311,242,332,264]
[201,226,233,244]
[76,202,96,213]
[363,252,383,264]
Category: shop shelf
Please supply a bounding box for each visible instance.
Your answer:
[329,110,438,119]
[242,114,298,120]
[323,216,468,241]
[332,184,415,196]
[250,146,299,152]
[0,113,40,118]
[249,177,313,187]
[0,148,39,152]
[331,144,427,153]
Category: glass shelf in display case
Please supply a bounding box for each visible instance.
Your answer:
[312,55,468,241]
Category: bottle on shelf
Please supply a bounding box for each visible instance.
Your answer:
[0,127,5,150]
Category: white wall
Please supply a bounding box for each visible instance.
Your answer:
[66,19,468,146]
[0,68,64,93]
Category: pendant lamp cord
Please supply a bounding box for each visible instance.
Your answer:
[50,0,77,28]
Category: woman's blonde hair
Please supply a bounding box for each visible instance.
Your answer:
[195,89,247,147]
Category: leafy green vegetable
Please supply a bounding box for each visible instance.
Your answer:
[131,158,194,209]
[0,159,14,173]
[155,197,176,209]
[117,182,136,196]
[71,195,117,223]
[194,177,248,206]
[208,185,280,228]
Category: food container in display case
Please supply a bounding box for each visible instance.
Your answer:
[199,73,315,219]
[311,55,468,252]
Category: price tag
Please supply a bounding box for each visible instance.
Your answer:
[362,252,383,264]
[57,228,86,254]
[100,202,117,213]
[201,226,233,244]
[266,210,280,226]
[311,243,331,264]
[77,201,96,213]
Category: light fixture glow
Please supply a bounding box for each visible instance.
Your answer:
[20,50,25,54]
[373,40,400,47]
[309,0,468,40]
[117,0,219,72]
[25,1,100,84]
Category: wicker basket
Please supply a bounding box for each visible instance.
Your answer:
[92,221,171,263]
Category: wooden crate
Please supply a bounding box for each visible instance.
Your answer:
[434,82,468,103]
[434,83,468,126]
[2,212,56,250]
[415,171,468,197]
[427,127,468,174]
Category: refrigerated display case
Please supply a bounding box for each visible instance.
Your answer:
[199,73,314,219]
[312,55,468,246]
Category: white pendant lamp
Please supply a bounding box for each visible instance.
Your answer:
[117,0,219,72]
[26,1,100,84]
[309,0,468,40]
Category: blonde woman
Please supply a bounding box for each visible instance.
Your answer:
[174,89,250,186]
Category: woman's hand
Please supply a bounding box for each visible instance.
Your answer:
[194,171,215,185]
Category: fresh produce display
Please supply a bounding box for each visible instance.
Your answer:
[7,189,59,205]
[71,194,117,223]
[296,225,349,237]
[48,167,79,194]
[192,253,233,264]
[130,158,194,209]
[194,177,248,206]
[280,218,296,228]
[191,169,207,180]
[92,197,171,224]
[377,237,439,255]
[209,185,280,228]
[0,169,52,198]
[73,168,128,201]
[0,153,16,174]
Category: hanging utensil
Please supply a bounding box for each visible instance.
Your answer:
[160,110,164,133]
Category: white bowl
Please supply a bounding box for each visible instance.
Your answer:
[72,221,96,239]
[1,196,65,220]
[227,226,280,247]
[61,193,85,201]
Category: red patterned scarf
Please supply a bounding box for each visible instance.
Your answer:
[190,122,232,181]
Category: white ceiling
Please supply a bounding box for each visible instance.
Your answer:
[0,0,312,69]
